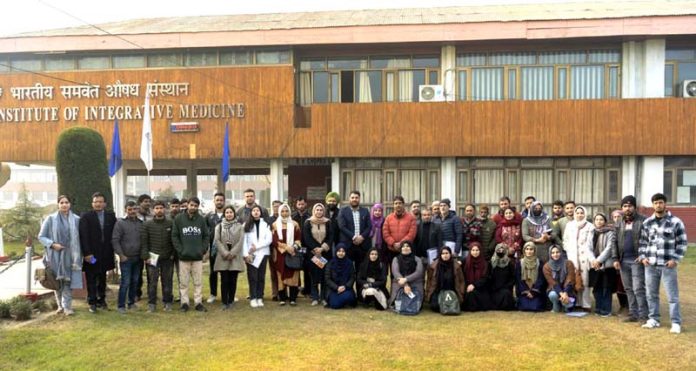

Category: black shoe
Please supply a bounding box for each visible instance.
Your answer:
[195,303,208,312]
[89,304,97,313]
[180,303,190,312]
[100,302,108,311]
[271,296,279,302]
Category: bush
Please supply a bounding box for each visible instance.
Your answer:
[0,300,10,319]
[55,127,113,214]
[8,297,32,321]
[32,299,49,313]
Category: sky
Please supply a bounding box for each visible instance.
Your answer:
[0,0,622,36]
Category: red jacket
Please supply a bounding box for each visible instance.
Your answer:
[382,212,417,252]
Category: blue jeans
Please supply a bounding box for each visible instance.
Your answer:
[118,258,142,309]
[620,260,648,319]
[548,291,574,312]
[645,264,681,325]
[593,285,612,315]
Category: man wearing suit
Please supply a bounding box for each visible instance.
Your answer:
[79,192,117,313]
[337,190,371,270]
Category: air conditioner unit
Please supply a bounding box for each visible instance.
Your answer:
[418,85,445,102]
[680,80,696,98]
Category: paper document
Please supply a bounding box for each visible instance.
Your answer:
[148,252,159,267]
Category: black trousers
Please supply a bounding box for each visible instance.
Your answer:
[136,262,144,299]
[146,259,174,305]
[85,267,107,305]
[220,270,240,305]
[279,286,299,302]
[209,254,220,296]
[246,256,268,300]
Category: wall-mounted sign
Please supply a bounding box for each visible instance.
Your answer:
[170,121,200,133]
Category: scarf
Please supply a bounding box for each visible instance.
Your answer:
[464,250,488,283]
[308,204,329,244]
[436,247,455,290]
[359,248,383,280]
[330,249,352,285]
[521,243,539,286]
[397,248,417,276]
[491,244,510,268]
[369,203,384,247]
[219,218,238,244]
[592,217,615,256]
[526,201,550,237]
[548,250,568,284]
[46,211,82,280]
[274,204,294,245]
[498,209,522,227]
[574,206,588,229]
[308,203,329,225]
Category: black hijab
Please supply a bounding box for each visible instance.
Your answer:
[359,247,382,279]
[331,245,352,285]
[397,242,417,276]
[436,246,455,290]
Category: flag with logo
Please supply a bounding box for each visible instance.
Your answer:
[140,94,153,171]
[108,119,122,177]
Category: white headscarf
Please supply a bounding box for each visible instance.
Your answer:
[274,203,295,245]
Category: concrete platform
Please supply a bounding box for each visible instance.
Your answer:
[0,257,53,300]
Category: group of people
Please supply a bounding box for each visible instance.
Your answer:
[38,187,687,334]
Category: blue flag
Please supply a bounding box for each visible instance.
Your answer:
[108,120,122,177]
[221,122,230,183]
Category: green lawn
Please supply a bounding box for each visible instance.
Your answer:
[1,240,40,258]
[1,254,695,370]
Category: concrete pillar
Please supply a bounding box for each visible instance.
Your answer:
[186,165,197,199]
[639,156,664,207]
[622,39,666,98]
[440,157,456,210]
[216,171,226,196]
[270,159,284,203]
[110,165,127,218]
[441,45,457,102]
[621,156,638,198]
[331,157,340,196]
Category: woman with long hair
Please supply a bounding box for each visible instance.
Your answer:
[243,205,272,308]
[213,206,244,310]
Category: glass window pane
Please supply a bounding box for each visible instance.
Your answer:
[256,50,290,64]
[355,170,381,205]
[401,170,426,203]
[413,56,440,68]
[385,72,395,102]
[385,172,395,202]
[456,53,486,67]
[609,66,619,98]
[508,69,517,99]
[458,70,467,101]
[539,50,586,64]
[665,64,675,96]
[474,169,504,204]
[489,52,536,65]
[558,68,567,99]
[10,58,42,71]
[521,170,553,204]
[472,68,503,101]
[521,66,554,100]
[312,72,329,104]
[300,59,326,71]
[412,70,425,102]
[429,70,439,85]
[557,171,568,201]
[570,65,604,99]
[608,170,619,203]
[341,172,353,202]
[588,50,621,63]
[328,58,366,69]
[571,169,604,205]
[457,171,468,202]
[0,58,8,72]
[663,170,673,203]
[185,52,217,66]
[666,49,696,61]
[220,51,251,65]
[330,73,340,103]
[677,62,696,85]
[429,171,439,203]
[148,53,180,67]
[113,55,145,69]
[44,56,75,71]
[299,72,312,106]
[508,171,519,203]
[78,56,109,70]
[354,70,382,103]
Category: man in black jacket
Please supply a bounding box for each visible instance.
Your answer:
[79,192,117,313]
[337,191,372,270]
[205,192,225,304]
[292,197,312,297]
[415,208,443,266]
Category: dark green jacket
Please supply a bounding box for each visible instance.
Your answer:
[172,212,210,261]
[141,216,174,261]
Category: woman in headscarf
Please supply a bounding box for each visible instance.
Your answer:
[489,243,516,310]
[543,245,577,313]
[562,205,594,311]
[38,195,83,316]
[588,212,618,317]
[494,207,523,260]
[388,241,424,307]
[357,247,389,310]
[214,206,244,310]
[515,241,546,312]
[271,204,302,306]
[325,244,356,309]
[425,246,465,313]
[521,201,554,263]
[302,203,333,306]
[462,242,491,311]
[369,203,387,265]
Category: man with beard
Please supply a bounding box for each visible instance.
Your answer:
[168,198,181,219]
[383,196,417,268]
[291,197,312,297]
[478,205,497,260]
[492,196,513,225]
[558,200,576,246]
[236,188,268,223]
[410,200,421,222]
[338,191,371,270]
[325,192,341,248]
[615,195,648,323]
[520,196,536,219]
[414,208,442,266]
[460,204,482,258]
[205,192,226,304]
[434,198,463,257]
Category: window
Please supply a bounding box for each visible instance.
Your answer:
[112,54,146,69]
[664,156,696,204]
[220,51,251,65]
[665,47,696,96]
[10,58,42,71]
[45,56,75,71]
[255,50,290,65]
[185,52,218,66]
[78,56,110,70]
[148,53,181,67]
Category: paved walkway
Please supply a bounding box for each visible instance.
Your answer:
[0,257,52,300]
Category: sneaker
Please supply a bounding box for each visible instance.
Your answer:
[311,300,319,306]
[64,309,74,316]
[279,301,286,306]
[600,313,611,318]
[234,297,239,302]
[642,319,660,329]
[207,296,216,304]
[56,308,64,314]
[164,303,172,312]
[118,307,127,314]
[222,304,231,311]
[148,304,156,313]
[128,303,138,311]
[250,299,259,308]
[289,301,297,306]
[194,303,207,312]
[623,316,639,323]
[321,300,328,307]
[670,323,682,334]
[98,302,109,310]
[180,303,190,312]
[257,299,264,307]
[89,304,97,313]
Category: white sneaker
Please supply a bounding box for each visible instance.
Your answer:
[257,299,264,307]
[670,323,681,334]
[641,319,660,329]
[207,296,216,304]
[311,300,319,306]
[250,299,258,308]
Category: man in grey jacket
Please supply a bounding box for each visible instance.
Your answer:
[112,201,143,314]
[614,195,648,323]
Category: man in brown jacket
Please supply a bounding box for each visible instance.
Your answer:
[382,196,417,267]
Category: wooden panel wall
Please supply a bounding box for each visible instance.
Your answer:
[288,99,696,157]
[0,66,294,162]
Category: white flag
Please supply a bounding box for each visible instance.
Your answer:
[140,94,153,171]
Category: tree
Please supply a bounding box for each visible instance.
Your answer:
[0,183,43,242]
[157,185,176,199]
[55,127,113,214]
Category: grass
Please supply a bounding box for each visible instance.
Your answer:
[1,253,695,370]
[1,240,44,258]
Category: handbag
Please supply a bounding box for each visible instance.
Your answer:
[437,290,461,315]
[394,288,422,315]
[284,247,306,270]
[35,265,60,291]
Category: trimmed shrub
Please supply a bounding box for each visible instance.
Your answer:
[0,300,10,319]
[32,299,50,313]
[55,127,113,214]
[9,297,32,321]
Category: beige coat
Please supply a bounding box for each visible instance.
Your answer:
[213,222,245,272]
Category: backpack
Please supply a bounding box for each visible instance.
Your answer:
[394,288,422,315]
[437,290,461,315]
[35,264,60,291]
